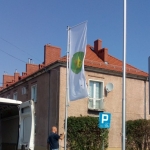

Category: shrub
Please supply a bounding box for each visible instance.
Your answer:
[126,119,150,150]
[67,116,109,150]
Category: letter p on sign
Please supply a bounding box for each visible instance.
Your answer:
[99,112,111,128]
[102,114,108,123]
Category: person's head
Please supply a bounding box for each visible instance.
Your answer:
[52,126,57,133]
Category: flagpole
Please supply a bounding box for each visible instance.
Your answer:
[64,26,70,150]
[64,22,87,149]
[149,57,150,114]
[122,0,127,150]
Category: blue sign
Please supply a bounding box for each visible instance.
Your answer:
[99,112,111,128]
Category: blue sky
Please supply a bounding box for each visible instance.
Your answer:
[0,0,150,85]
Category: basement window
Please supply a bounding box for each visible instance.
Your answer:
[88,80,104,111]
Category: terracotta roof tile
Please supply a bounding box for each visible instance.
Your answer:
[59,44,148,77]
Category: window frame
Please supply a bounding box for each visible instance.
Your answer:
[22,86,27,95]
[31,84,37,102]
[88,79,104,110]
[13,92,18,100]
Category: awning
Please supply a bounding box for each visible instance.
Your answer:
[0,98,22,114]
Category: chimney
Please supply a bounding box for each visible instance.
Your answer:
[3,74,14,88]
[94,39,102,54]
[94,39,108,62]
[44,44,61,65]
[26,63,39,75]
[14,72,20,82]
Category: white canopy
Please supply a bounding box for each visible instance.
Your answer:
[0,97,22,105]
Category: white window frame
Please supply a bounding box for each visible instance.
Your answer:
[13,92,18,100]
[22,87,27,95]
[31,84,37,102]
[88,80,104,110]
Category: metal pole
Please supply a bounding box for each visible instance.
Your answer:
[122,0,127,150]
[64,26,70,150]
[48,71,51,136]
[144,80,146,119]
[148,57,150,115]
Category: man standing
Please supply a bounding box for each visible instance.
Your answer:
[47,126,65,150]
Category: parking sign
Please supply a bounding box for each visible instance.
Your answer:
[99,112,111,128]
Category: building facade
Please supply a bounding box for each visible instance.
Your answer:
[0,39,149,150]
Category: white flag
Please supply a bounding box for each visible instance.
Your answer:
[69,22,88,101]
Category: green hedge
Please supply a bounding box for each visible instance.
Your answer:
[126,119,150,150]
[67,116,109,150]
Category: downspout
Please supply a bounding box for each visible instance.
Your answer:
[144,80,146,119]
[55,68,60,130]
[48,70,51,136]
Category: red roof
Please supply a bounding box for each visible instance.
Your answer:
[0,40,148,91]
[59,44,148,77]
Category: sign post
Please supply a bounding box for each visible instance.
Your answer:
[99,112,111,150]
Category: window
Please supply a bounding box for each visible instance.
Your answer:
[13,92,17,100]
[88,80,104,110]
[22,87,27,95]
[7,94,10,98]
[31,84,37,102]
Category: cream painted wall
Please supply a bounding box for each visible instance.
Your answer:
[59,67,149,149]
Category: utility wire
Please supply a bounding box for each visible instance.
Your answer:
[0,48,26,63]
[0,37,42,62]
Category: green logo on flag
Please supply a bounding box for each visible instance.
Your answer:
[71,52,84,74]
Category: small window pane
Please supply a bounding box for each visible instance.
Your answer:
[95,100,100,109]
[95,82,100,98]
[99,83,103,98]
[89,81,94,98]
[88,99,93,108]
[99,99,104,110]
[21,106,31,113]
